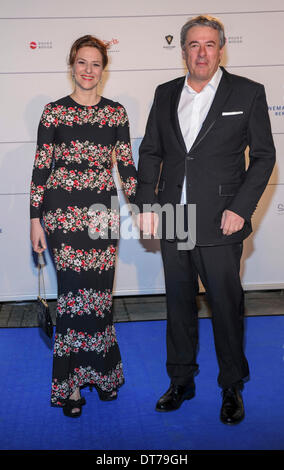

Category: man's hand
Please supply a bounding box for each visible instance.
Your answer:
[136,212,159,237]
[220,209,245,236]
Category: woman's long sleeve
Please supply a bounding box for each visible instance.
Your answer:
[114,105,137,204]
[30,103,55,219]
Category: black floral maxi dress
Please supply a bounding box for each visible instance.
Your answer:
[30,95,137,406]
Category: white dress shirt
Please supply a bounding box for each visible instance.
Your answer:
[178,67,223,204]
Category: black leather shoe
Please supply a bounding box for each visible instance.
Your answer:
[155,382,195,412]
[220,387,244,425]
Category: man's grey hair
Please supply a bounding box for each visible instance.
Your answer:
[180,15,226,49]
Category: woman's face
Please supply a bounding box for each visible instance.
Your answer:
[72,46,104,92]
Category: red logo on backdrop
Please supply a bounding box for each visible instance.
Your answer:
[103,38,119,52]
[29,40,52,49]
[104,38,119,48]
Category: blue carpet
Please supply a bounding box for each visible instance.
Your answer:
[0,315,284,450]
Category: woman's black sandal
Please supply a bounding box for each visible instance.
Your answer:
[89,385,117,401]
[63,397,86,418]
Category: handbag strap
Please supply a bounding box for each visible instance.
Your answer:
[38,253,46,301]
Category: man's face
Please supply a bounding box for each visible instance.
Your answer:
[182,25,224,89]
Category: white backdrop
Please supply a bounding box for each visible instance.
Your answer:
[0,0,283,301]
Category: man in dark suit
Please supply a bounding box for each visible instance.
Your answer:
[135,15,275,424]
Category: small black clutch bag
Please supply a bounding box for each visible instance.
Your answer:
[37,254,53,339]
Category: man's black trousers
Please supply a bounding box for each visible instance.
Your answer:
[160,239,250,389]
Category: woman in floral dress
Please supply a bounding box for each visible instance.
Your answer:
[30,35,137,417]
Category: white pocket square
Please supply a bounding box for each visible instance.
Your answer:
[222,111,243,116]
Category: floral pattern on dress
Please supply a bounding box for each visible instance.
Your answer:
[54,140,113,167]
[34,143,54,169]
[53,324,118,358]
[88,207,120,239]
[114,141,135,167]
[53,243,117,273]
[121,176,137,197]
[41,103,129,128]
[57,288,112,318]
[46,167,115,193]
[30,181,45,208]
[43,206,120,237]
[51,362,124,406]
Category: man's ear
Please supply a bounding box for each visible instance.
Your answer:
[219,44,225,63]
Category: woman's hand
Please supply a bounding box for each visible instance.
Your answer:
[30,218,47,253]
[136,212,159,237]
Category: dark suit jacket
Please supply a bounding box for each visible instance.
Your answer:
[135,67,276,246]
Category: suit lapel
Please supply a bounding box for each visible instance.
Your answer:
[170,77,188,153]
[171,68,233,154]
[190,69,233,152]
